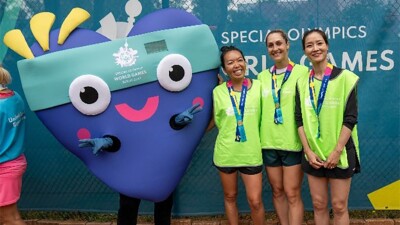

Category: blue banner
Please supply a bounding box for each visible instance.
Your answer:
[0,0,398,214]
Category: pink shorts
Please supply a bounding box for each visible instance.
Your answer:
[0,154,27,206]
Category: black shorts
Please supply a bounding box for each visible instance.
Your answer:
[215,165,263,175]
[302,146,360,179]
[262,149,302,167]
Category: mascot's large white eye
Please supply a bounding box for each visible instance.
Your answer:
[69,75,111,115]
[157,54,192,92]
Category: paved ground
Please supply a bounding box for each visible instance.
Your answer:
[24,218,400,225]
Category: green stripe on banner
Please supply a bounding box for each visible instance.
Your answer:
[18,24,220,111]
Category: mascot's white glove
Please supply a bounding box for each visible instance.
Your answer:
[79,137,113,155]
[174,103,202,126]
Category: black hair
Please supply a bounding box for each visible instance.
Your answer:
[302,29,329,50]
[219,45,245,69]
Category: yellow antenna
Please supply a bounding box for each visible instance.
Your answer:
[3,29,34,59]
[58,8,90,45]
[30,12,55,51]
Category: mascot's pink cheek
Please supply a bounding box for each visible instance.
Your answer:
[77,128,91,140]
[193,97,204,108]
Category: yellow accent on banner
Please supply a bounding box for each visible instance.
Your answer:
[58,8,90,44]
[3,29,34,59]
[30,12,56,51]
[367,180,400,210]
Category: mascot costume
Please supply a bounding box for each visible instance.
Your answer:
[3,6,219,202]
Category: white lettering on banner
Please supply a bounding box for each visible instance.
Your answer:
[324,26,367,39]
[366,51,378,71]
[342,52,363,71]
[220,25,395,74]
[221,26,367,44]
[380,50,395,70]
[221,30,267,44]
[298,51,394,73]
[242,50,395,75]
[341,50,394,72]
[245,55,267,75]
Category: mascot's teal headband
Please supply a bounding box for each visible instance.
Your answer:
[17,24,220,111]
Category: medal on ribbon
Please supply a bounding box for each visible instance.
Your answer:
[271,61,294,124]
[308,63,333,138]
[227,79,248,142]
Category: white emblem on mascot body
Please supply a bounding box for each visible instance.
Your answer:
[113,40,138,67]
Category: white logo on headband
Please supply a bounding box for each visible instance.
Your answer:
[113,40,139,67]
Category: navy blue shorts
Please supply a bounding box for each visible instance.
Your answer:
[302,146,360,179]
[215,165,263,175]
[262,149,302,167]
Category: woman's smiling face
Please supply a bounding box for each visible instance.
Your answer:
[304,31,329,64]
[266,32,289,64]
[223,50,246,81]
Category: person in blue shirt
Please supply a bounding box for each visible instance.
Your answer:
[0,65,27,225]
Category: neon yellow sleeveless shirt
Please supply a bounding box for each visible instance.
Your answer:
[297,69,360,169]
[258,64,308,151]
[213,79,262,167]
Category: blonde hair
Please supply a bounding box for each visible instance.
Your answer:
[0,65,12,87]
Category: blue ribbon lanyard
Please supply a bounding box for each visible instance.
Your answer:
[227,78,249,142]
[308,63,333,138]
[271,61,294,124]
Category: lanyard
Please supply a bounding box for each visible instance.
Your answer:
[271,61,294,124]
[227,78,249,142]
[308,63,333,138]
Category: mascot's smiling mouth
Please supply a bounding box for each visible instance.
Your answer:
[115,96,159,122]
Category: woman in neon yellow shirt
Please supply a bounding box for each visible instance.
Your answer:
[296,29,360,225]
[258,29,308,225]
[211,46,265,225]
